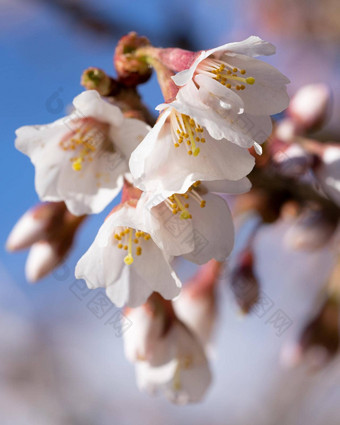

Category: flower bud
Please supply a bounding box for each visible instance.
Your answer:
[275,118,298,143]
[284,207,337,250]
[25,241,60,283]
[81,67,115,96]
[288,84,332,133]
[6,202,66,252]
[282,296,340,369]
[272,142,312,178]
[114,32,152,86]
[8,202,85,282]
[313,144,340,208]
[230,249,259,314]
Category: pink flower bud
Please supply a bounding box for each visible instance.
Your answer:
[230,249,259,314]
[274,118,298,143]
[6,202,66,251]
[8,202,85,282]
[25,241,60,283]
[288,84,332,133]
[281,296,340,369]
[114,32,152,86]
[313,144,340,207]
[272,143,313,178]
[157,48,199,72]
[284,207,337,250]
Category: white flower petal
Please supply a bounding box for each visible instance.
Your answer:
[220,53,290,115]
[109,117,150,160]
[141,197,195,257]
[174,81,272,146]
[76,205,181,307]
[72,90,123,127]
[183,193,235,264]
[106,266,154,308]
[202,177,252,194]
[57,152,127,215]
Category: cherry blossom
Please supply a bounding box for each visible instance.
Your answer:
[15,90,149,215]
[75,204,181,307]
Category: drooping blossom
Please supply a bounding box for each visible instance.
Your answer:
[129,104,255,196]
[75,203,181,308]
[15,90,149,215]
[140,179,251,263]
[284,207,338,251]
[173,260,221,348]
[123,294,212,404]
[287,83,332,132]
[171,36,290,118]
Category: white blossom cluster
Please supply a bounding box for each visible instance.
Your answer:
[11,36,290,403]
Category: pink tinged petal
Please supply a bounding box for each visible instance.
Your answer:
[171,51,210,87]
[72,90,124,127]
[6,210,46,251]
[25,242,60,283]
[172,36,275,87]
[183,193,235,264]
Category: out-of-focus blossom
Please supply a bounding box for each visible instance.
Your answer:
[129,105,255,196]
[229,248,260,314]
[272,142,313,177]
[284,207,338,251]
[172,36,289,116]
[75,203,181,307]
[281,295,340,370]
[6,202,85,282]
[288,83,332,133]
[173,260,221,348]
[15,90,149,215]
[124,294,212,404]
[313,145,340,207]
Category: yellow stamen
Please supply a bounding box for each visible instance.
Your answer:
[173,194,191,219]
[124,229,134,265]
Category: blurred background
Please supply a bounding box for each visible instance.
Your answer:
[1,0,340,423]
